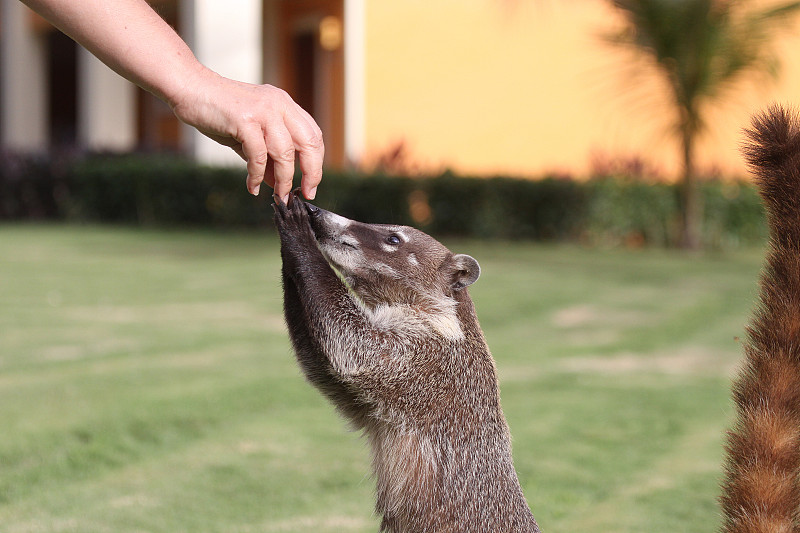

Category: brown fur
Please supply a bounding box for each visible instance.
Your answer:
[273,196,539,532]
[721,105,800,533]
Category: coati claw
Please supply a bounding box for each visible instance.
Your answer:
[271,189,304,214]
[273,183,316,249]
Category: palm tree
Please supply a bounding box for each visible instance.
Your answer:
[606,0,800,248]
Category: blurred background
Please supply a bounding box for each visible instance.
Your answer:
[4,0,800,177]
[2,1,800,532]
[3,0,800,248]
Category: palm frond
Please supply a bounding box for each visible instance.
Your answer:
[606,0,800,134]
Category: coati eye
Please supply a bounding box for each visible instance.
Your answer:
[386,234,402,245]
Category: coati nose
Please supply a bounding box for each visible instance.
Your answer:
[305,203,323,218]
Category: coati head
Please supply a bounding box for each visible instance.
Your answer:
[305,203,480,312]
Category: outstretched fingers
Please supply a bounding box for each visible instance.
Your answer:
[168,75,324,200]
[264,121,298,202]
[268,105,324,201]
[243,108,323,201]
[288,107,324,200]
[240,123,270,197]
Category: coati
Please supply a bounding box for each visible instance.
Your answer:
[273,194,540,532]
[273,105,800,532]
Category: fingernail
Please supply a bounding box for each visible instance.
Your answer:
[308,186,317,200]
[281,194,290,203]
[252,185,260,196]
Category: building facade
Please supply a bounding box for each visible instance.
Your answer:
[0,0,361,169]
[1,0,799,178]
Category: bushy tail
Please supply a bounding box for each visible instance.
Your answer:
[721,105,800,533]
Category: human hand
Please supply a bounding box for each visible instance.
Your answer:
[170,67,324,200]
[18,0,322,199]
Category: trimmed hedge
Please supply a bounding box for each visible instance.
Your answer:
[65,155,274,227]
[0,152,65,220]
[0,152,767,248]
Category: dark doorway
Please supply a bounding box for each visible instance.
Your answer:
[292,30,317,118]
[277,0,345,168]
[136,0,181,152]
[46,30,77,150]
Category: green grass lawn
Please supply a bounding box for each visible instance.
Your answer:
[0,224,765,533]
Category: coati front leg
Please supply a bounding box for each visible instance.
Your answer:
[279,260,354,411]
[273,192,382,423]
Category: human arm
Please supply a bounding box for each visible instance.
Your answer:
[20,0,323,200]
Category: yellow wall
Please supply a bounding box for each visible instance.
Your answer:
[364,0,800,179]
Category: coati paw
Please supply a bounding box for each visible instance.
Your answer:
[273,188,307,228]
[272,188,317,246]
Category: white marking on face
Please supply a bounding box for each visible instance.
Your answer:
[407,253,419,266]
[340,234,360,248]
[326,211,352,230]
[380,242,398,253]
[319,243,365,275]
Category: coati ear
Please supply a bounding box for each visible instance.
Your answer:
[449,254,481,291]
